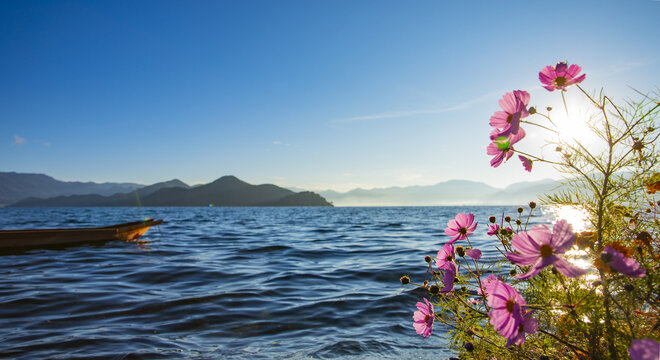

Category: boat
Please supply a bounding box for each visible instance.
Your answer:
[0,218,163,249]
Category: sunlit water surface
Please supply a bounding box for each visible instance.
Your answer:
[0,206,564,359]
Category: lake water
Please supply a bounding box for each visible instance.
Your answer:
[0,206,556,359]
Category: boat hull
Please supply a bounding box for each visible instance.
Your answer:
[0,219,163,249]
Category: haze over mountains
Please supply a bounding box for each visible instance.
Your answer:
[0,171,561,207]
[318,179,562,206]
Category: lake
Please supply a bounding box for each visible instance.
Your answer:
[0,206,556,359]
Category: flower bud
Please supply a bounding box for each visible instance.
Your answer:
[423,280,429,287]
[546,106,553,111]
[428,284,439,295]
[517,207,523,213]
[555,146,562,152]
[633,141,644,151]
[456,246,466,257]
[528,107,536,115]
[515,219,522,225]
[464,342,474,352]
[600,252,613,263]
[425,255,432,264]
[551,266,558,275]
[636,231,652,245]
[400,275,410,285]
[624,284,634,292]
[509,269,517,276]
[489,216,496,223]
[504,216,511,222]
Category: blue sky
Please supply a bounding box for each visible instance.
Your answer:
[2,0,659,191]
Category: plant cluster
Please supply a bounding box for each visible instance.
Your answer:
[403,62,660,359]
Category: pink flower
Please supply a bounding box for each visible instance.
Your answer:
[486,279,527,339]
[412,298,434,338]
[539,62,586,92]
[487,224,500,236]
[465,248,482,260]
[468,298,482,305]
[445,213,478,243]
[504,310,538,347]
[603,246,646,278]
[436,243,455,271]
[487,129,526,168]
[629,338,659,360]
[477,274,501,296]
[506,219,586,280]
[441,262,457,294]
[518,155,533,172]
[489,90,530,137]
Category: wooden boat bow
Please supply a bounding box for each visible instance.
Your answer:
[0,218,163,249]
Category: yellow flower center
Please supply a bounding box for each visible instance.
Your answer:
[506,299,516,313]
[424,314,431,323]
[539,244,554,258]
[554,76,567,87]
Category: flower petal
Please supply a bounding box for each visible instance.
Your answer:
[465,248,482,259]
[551,219,576,254]
[553,257,587,278]
[507,251,539,266]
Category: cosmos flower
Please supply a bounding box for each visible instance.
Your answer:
[412,298,434,338]
[504,310,538,347]
[629,338,659,360]
[506,220,586,280]
[436,243,455,271]
[487,224,500,236]
[489,90,531,137]
[465,248,482,260]
[486,279,527,339]
[445,213,478,243]
[487,129,526,168]
[539,62,586,92]
[602,246,646,278]
[518,155,533,172]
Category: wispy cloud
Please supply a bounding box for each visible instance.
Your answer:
[14,135,26,145]
[333,91,499,124]
[272,140,290,146]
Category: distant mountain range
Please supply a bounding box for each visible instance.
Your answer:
[1,171,562,207]
[2,172,331,207]
[0,172,143,205]
[317,179,564,206]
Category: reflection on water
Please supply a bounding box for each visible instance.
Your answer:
[548,205,591,233]
[546,205,600,286]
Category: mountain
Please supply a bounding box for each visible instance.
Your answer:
[317,179,564,206]
[10,179,191,207]
[0,171,143,205]
[10,175,332,207]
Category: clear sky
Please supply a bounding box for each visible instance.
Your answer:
[2,0,659,191]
